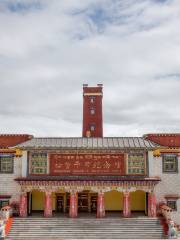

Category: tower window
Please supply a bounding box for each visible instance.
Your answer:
[90,124,95,131]
[90,108,95,115]
[89,96,95,103]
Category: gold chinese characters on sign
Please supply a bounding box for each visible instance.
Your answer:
[50,153,125,175]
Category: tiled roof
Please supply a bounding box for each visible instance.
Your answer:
[0,134,33,148]
[16,137,159,149]
[144,133,180,147]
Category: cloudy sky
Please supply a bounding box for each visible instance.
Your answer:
[0,0,180,137]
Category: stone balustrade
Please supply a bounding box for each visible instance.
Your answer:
[159,204,178,239]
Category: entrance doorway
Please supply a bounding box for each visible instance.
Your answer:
[130,190,147,216]
[104,190,123,212]
[90,194,97,212]
[56,191,97,214]
[56,195,64,213]
[78,191,98,213]
[78,192,88,212]
[56,193,67,213]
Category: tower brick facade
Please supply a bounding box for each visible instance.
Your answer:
[82,84,103,137]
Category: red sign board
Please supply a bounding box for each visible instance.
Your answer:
[50,153,125,175]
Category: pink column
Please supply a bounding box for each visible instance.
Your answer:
[19,192,27,217]
[123,192,131,217]
[97,192,105,218]
[69,192,78,218]
[44,191,53,217]
[148,192,157,217]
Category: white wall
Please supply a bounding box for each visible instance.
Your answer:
[152,155,180,224]
[0,156,22,202]
[21,151,27,177]
[148,151,154,177]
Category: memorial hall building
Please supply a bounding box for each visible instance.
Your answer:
[0,84,179,225]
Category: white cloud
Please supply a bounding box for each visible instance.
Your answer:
[0,0,180,137]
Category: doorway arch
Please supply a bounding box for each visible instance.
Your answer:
[104,190,123,211]
[130,190,146,214]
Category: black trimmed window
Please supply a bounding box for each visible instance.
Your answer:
[90,124,95,131]
[89,96,95,103]
[167,200,177,211]
[163,154,178,173]
[0,156,13,173]
[90,108,95,115]
[0,199,9,209]
[30,153,47,174]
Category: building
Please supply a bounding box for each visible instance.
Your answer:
[0,134,33,209]
[0,85,179,226]
[145,134,180,224]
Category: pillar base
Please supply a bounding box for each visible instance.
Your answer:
[69,192,78,218]
[19,193,27,218]
[44,192,53,218]
[96,192,105,218]
[148,192,157,217]
[123,192,131,218]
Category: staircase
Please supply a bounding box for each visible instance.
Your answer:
[6,217,165,239]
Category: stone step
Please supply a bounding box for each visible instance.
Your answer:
[7,236,164,239]
[12,221,161,223]
[12,218,159,220]
[8,235,164,237]
[11,222,161,224]
[7,235,164,238]
[10,226,163,229]
[8,234,164,238]
[11,222,161,225]
[13,218,158,219]
[9,233,163,235]
[8,231,163,233]
[10,232,163,233]
[10,227,163,230]
[10,230,163,232]
[11,220,160,222]
[11,222,162,226]
[7,217,165,239]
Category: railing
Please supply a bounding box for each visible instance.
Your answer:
[159,204,178,239]
[0,219,6,238]
[0,206,13,238]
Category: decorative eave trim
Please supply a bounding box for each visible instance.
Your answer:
[153,148,180,157]
[15,177,161,182]
[15,178,161,193]
[0,148,22,157]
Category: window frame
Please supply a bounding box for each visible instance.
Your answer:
[29,152,48,175]
[90,124,95,132]
[166,200,177,211]
[162,154,178,173]
[0,155,14,174]
[89,96,95,103]
[90,107,95,115]
[0,199,9,209]
[127,151,146,175]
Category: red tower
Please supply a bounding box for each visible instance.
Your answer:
[82,84,103,137]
